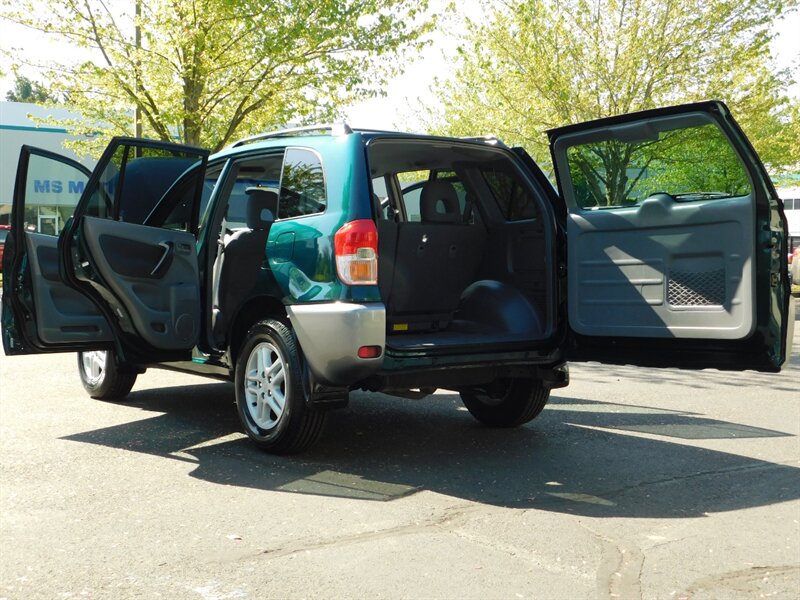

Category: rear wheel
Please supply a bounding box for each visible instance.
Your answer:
[460,378,549,427]
[234,319,326,454]
[77,350,138,400]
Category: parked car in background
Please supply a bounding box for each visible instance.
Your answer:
[789,237,800,293]
[1,101,792,454]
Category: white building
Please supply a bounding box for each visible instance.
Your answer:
[0,101,96,230]
[777,186,800,240]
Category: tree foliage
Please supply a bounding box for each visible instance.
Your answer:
[431,0,800,175]
[5,74,62,103]
[2,0,432,153]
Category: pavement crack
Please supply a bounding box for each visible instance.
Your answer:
[683,564,800,598]
[578,521,643,600]
[603,460,800,503]
[257,503,480,560]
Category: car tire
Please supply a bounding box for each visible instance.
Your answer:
[460,378,550,427]
[77,350,138,400]
[234,319,326,454]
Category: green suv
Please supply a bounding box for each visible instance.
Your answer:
[2,101,792,453]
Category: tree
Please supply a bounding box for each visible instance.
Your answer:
[5,74,62,103]
[1,0,432,153]
[431,0,800,181]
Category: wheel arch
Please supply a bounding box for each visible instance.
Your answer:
[228,295,288,363]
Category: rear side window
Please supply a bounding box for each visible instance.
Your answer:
[480,162,539,221]
[278,148,326,218]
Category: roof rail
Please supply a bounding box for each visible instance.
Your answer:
[230,122,354,147]
[460,134,507,147]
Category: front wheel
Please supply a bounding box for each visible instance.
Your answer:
[234,319,326,454]
[460,378,550,427]
[77,350,138,400]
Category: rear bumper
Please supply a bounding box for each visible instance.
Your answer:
[287,302,385,386]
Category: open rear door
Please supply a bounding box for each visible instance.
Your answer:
[548,101,790,372]
[2,146,106,354]
[3,138,209,364]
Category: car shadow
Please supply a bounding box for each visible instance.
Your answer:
[62,382,800,518]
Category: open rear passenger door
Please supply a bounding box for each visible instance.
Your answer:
[2,138,209,364]
[548,101,790,372]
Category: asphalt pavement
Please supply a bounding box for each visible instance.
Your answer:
[1,316,799,599]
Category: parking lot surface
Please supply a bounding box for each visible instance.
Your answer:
[2,320,799,599]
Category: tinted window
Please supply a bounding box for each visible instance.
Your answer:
[196,163,225,239]
[480,162,538,221]
[148,161,221,233]
[565,122,751,209]
[223,155,283,228]
[278,148,326,218]
[83,142,205,225]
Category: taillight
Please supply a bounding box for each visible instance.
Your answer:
[334,219,378,285]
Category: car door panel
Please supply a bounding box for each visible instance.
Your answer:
[1,146,112,355]
[3,139,208,359]
[25,232,113,344]
[79,216,201,350]
[568,194,755,339]
[548,100,789,371]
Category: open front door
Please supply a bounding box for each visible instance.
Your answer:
[3,138,209,364]
[548,101,790,372]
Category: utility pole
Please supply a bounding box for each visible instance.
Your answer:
[134,0,142,154]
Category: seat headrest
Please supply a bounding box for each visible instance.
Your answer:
[245,187,278,229]
[420,180,460,223]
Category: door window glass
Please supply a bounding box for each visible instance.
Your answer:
[23,153,89,236]
[222,155,283,229]
[565,122,751,209]
[195,163,225,240]
[82,142,206,225]
[278,148,326,218]
[153,162,224,233]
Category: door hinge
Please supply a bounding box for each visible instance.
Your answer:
[771,272,780,287]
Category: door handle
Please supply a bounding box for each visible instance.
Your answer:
[150,241,174,277]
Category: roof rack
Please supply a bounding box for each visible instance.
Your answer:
[230,123,354,147]
[229,123,416,148]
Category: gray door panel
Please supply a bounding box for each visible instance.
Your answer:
[25,232,113,344]
[567,195,755,338]
[81,216,201,350]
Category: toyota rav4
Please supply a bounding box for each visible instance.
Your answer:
[2,101,793,453]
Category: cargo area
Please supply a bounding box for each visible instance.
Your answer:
[367,138,556,352]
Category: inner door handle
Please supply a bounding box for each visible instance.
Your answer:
[150,241,174,277]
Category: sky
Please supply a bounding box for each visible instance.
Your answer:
[0,2,798,133]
